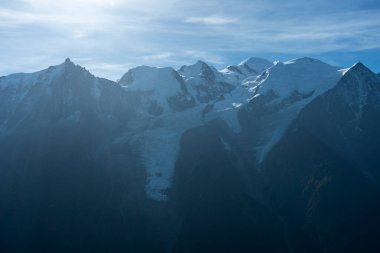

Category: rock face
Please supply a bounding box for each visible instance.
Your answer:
[0,58,137,131]
[1,57,380,253]
[262,63,380,253]
[178,60,235,103]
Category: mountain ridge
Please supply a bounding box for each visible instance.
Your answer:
[1,55,380,252]
[1,56,376,200]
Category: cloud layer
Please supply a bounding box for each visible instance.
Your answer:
[1,0,379,79]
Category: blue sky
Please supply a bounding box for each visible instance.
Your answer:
[1,0,379,80]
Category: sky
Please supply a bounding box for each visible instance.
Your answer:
[0,0,379,80]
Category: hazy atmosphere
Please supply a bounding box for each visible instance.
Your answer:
[1,1,380,252]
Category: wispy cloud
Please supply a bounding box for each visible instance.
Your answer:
[183,50,224,65]
[143,52,174,61]
[1,0,380,77]
[185,15,238,25]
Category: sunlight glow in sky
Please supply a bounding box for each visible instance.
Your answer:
[1,0,380,80]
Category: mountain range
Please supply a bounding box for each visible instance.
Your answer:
[1,56,380,253]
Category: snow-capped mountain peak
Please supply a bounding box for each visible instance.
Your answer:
[2,56,378,203]
[119,65,185,92]
[238,57,273,73]
[336,62,380,111]
[178,60,220,82]
[221,57,273,82]
[63,57,74,66]
[118,65,194,114]
[241,57,345,163]
[346,62,371,72]
[179,60,207,72]
[340,62,379,89]
[254,57,342,99]
[0,58,78,89]
[0,59,134,131]
[177,61,235,103]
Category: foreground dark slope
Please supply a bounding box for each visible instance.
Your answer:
[0,60,150,252]
[171,120,288,253]
[262,63,380,252]
[0,58,380,253]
